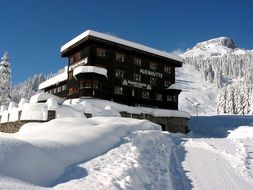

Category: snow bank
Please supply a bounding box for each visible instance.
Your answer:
[0,117,160,187]
[30,93,64,104]
[55,105,85,118]
[20,103,48,121]
[227,126,253,139]
[64,98,190,118]
[0,110,9,123]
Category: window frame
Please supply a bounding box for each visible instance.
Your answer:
[116,53,125,62]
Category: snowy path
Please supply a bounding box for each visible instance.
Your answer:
[54,131,174,190]
[180,137,253,190]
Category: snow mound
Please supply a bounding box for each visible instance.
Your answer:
[227,126,253,139]
[0,117,160,187]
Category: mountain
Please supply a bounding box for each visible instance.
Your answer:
[180,37,253,114]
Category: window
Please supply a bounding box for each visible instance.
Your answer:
[156,93,163,101]
[150,62,157,70]
[134,58,142,66]
[96,48,106,57]
[116,53,125,62]
[164,80,171,87]
[69,86,77,95]
[142,91,149,99]
[134,73,141,82]
[167,95,172,102]
[53,88,57,94]
[132,89,135,96]
[80,80,92,88]
[57,86,62,93]
[115,69,125,78]
[114,86,123,94]
[164,66,171,73]
[69,52,81,64]
[150,77,157,85]
[62,84,67,91]
[93,80,99,89]
[173,95,178,103]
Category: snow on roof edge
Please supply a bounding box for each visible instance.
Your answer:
[73,66,107,78]
[38,67,68,90]
[60,30,183,63]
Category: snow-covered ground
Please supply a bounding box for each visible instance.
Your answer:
[177,63,218,115]
[1,115,253,189]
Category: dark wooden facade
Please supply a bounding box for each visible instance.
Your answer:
[42,34,182,110]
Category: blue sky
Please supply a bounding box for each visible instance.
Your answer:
[0,0,252,84]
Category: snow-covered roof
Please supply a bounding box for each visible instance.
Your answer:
[167,84,182,91]
[73,66,107,78]
[64,98,190,119]
[38,67,68,90]
[61,30,183,63]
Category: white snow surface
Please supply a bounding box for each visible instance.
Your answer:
[1,116,253,189]
[64,98,190,118]
[60,30,183,63]
[176,63,218,115]
[30,93,64,104]
[73,66,107,78]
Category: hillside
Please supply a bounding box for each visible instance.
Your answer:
[176,63,218,115]
[181,37,253,114]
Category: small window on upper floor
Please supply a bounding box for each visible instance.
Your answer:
[93,80,99,89]
[68,86,77,95]
[133,73,141,82]
[150,62,157,70]
[80,80,92,88]
[134,58,142,66]
[142,90,150,99]
[69,52,81,65]
[96,48,106,57]
[164,66,172,73]
[62,84,67,91]
[156,93,163,101]
[132,89,135,96]
[114,86,123,95]
[167,95,172,102]
[173,95,178,103]
[116,53,125,62]
[150,77,157,85]
[115,69,125,78]
[164,80,171,87]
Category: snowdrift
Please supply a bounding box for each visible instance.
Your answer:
[0,117,160,187]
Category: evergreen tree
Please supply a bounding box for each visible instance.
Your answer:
[0,52,11,105]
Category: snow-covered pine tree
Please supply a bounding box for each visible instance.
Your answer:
[0,52,11,106]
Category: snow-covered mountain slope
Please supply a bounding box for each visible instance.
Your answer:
[181,37,253,115]
[176,63,218,115]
